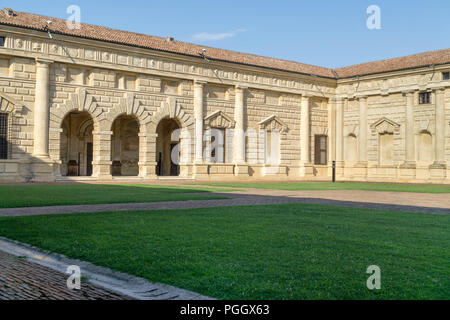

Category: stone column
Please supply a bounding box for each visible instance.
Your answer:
[358,96,368,163]
[234,86,249,176]
[354,96,368,178]
[431,88,447,169]
[335,98,344,166]
[300,94,310,163]
[33,58,53,157]
[194,80,206,164]
[402,90,416,166]
[299,94,313,176]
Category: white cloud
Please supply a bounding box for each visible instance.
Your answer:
[191,29,246,42]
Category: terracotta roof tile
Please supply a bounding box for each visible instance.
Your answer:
[334,48,450,78]
[0,9,449,79]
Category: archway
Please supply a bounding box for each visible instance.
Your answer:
[111,115,140,176]
[60,111,94,176]
[156,118,181,176]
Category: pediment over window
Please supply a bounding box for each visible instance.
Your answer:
[0,92,24,115]
[258,115,288,133]
[370,117,400,134]
[204,110,235,129]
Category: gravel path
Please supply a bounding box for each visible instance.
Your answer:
[0,189,448,216]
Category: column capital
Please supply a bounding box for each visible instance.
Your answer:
[402,89,417,96]
[35,58,54,66]
[235,85,248,91]
[356,94,368,100]
[194,79,207,86]
[92,130,113,136]
[433,87,446,93]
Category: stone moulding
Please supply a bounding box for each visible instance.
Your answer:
[0,92,24,115]
[370,117,401,134]
[258,115,288,133]
[204,110,235,129]
[150,97,194,130]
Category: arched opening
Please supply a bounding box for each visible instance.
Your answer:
[345,134,358,162]
[156,118,181,177]
[111,115,140,176]
[418,130,433,162]
[60,111,94,176]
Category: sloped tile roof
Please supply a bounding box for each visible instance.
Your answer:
[0,9,449,79]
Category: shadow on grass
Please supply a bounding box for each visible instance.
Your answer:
[0,184,229,209]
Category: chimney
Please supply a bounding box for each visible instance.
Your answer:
[3,8,15,17]
[166,36,174,43]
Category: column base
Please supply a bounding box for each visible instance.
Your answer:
[139,162,157,178]
[299,162,314,177]
[193,164,209,179]
[429,162,447,180]
[234,164,249,178]
[400,161,416,169]
[93,161,112,179]
[352,161,368,178]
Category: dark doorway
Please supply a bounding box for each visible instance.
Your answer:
[155,118,181,177]
[86,142,93,176]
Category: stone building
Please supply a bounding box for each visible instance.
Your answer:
[0,9,449,183]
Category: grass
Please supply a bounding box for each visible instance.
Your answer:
[198,182,450,193]
[0,203,448,299]
[0,184,231,208]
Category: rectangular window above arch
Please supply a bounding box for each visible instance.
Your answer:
[0,113,8,159]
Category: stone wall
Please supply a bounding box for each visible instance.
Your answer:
[0,23,448,183]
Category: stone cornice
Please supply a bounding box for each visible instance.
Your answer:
[0,24,336,98]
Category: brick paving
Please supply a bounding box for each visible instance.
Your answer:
[0,185,448,300]
[0,250,131,300]
[0,189,448,217]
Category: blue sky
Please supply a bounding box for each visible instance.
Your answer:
[2,0,449,68]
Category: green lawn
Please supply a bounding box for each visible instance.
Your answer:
[199,182,450,193]
[0,184,230,208]
[0,203,448,299]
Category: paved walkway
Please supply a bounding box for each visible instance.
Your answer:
[0,238,212,300]
[0,189,448,216]
[0,250,130,300]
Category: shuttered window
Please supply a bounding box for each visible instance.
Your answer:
[314,135,327,165]
[0,113,8,159]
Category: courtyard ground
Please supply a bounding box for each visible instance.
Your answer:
[0,181,448,300]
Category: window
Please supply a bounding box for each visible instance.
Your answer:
[419,92,431,104]
[210,128,225,163]
[265,130,280,165]
[314,135,328,165]
[0,113,8,159]
[0,37,5,47]
[443,72,450,80]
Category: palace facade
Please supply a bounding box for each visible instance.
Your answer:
[0,9,449,183]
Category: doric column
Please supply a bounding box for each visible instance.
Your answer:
[300,94,311,164]
[234,86,247,164]
[403,90,416,166]
[335,98,344,164]
[358,96,368,163]
[33,58,53,157]
[432,88,446,168]
[194,80,206,164]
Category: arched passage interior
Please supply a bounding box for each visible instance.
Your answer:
[60,111,94,176]
[111,115,140,176]
[156,118,181,176]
